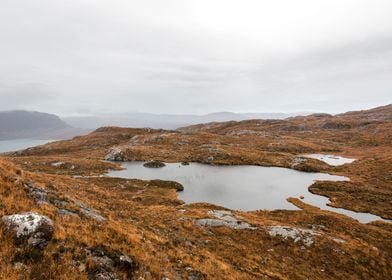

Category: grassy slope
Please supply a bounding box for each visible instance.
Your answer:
[0,104,391,279]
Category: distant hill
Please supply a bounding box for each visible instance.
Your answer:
[178,104,392,138]
[0,111,88,140]
[64,111,311,130]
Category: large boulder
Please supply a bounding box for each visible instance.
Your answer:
[2,212,54,249]
[104,148,125,161]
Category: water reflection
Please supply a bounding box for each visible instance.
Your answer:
[108,162,387,223]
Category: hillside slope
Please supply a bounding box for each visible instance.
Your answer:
[0,104,391,279]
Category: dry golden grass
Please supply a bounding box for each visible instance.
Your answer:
[1,105,391,279]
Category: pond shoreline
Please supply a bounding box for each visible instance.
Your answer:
[107,161,388,224]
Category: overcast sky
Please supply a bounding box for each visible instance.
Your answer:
[0,0,391,116]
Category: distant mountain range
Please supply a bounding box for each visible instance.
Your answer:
[0,111,88,140]
[0,110,312,140]
[63,112,311,130]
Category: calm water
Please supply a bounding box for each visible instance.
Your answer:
[108,162,387,223]
[0,139,56,153]
[303,154,356,166]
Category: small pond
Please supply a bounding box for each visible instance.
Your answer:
[108,162,387,223]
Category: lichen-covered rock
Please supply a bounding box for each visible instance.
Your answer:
[266,226,320,247]
[196,210,255,230]
[105,148,125,161]
[2,212,54,249]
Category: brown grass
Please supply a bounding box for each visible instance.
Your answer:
[1,105,392,279]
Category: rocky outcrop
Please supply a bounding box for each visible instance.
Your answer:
[2,212,54,249]
[24,181,74,211]
[266,226,320,247]
[143,160,165,168]
[105,148,125,161]
[78,202,107,223]
[23,181,50,204]
[196,210,255,230]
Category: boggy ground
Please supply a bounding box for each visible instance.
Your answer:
[1,105,392,279]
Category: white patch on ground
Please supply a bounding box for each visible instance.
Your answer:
[266,226,320,246]
[303,154,356,166]
[2,212,53,238]
[51,162,65,167]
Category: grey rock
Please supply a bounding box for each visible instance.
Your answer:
[196,210,255,230]
[2,212,54,249]
[23,181,49,204]
[52,199,69,208]
[58,208,79,217]
[266,226,320,247]
[78,202,107,223]
[105,148,125,161]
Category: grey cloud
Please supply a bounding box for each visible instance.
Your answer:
[0,0,391,115]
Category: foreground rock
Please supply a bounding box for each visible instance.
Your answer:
[2,212,54,249]
[143,160,165,168]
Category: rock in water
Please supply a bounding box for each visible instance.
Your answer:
[2,212,54,249]
[105,148,124,161]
